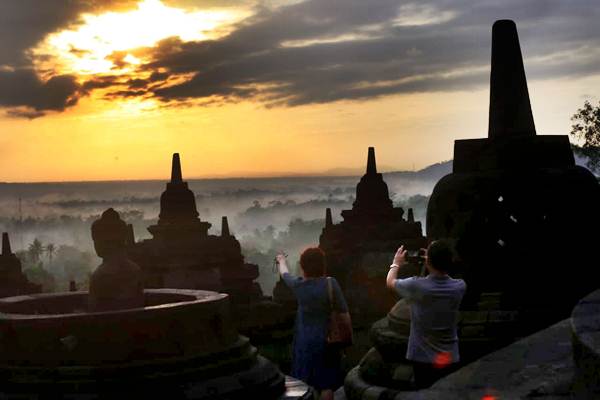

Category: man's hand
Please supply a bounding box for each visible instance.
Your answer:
[387,246,407,290]
[393,245,408,266]
[420,247,428,263]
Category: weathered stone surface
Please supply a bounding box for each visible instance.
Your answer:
[341,318,577,400]
[571,289,600,397]
[347,286,567,399]
[394,318,576,399]
[279,376,315,400]
[0,289,308,399]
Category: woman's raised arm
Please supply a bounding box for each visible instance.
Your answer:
[276,253,290,276]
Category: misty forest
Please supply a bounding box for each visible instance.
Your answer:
[0,161,447,294]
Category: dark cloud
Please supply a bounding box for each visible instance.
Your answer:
[0,69,80,112]
[0,0,138,117]
[137,0,600,107]
[82,76,121,92]
[0,0,138,67]
[2,0,600,116]
[164,0,253,9]
[105,89,148,98]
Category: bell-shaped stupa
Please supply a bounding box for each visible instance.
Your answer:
[0,233,41,298]
[319,147,426,326]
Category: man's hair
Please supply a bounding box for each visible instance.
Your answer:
[300,247,327,277]
[427,240,454,273]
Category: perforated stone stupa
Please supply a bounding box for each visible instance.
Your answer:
[341,20,600,399]
[427,19,600,314]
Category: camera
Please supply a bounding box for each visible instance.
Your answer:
[406,249,424,264]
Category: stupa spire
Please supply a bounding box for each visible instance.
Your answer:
[407,208,415,223]
[2,232,11,256]
[325,208,333,227]
[366,147,377,175]
[126,224,135,246]
[488,19,536,138]
[221,216,231,237]
[171,153,183,183]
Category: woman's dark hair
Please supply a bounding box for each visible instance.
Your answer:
[427,240,454,273]
[300,247,327,277]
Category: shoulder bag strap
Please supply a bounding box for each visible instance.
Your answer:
[327,277,334,311]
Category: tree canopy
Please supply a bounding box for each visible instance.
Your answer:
[570,100,600,175]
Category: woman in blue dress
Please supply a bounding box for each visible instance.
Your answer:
[276,247,349,400]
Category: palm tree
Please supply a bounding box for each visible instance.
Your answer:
[45,243,56,266]
[27,239,44,264]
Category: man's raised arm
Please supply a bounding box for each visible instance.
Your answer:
[386,245,408,290]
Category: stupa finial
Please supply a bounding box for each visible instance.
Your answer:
[325,208,333,227]
[488,19,536,138]
[2,232,12,256]
[221,216,231,237]
[366,147,377,175]
[407,208,415,223]
[171,153,183,183]
[126,224,135,246]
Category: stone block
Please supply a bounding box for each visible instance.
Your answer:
[460,311,489,325]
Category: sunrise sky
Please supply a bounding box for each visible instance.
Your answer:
[1,0,599,182]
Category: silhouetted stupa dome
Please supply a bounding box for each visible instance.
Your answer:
[352,147,393,212]
[158,153,201,224]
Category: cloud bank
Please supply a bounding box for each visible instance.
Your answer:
[1,0,600,117]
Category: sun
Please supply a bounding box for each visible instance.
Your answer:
[32,0,246,77]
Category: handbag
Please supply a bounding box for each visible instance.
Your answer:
[326,277,353,347]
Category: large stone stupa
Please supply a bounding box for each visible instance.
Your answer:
[319,147,427,324]
[341,20,600,399]
[129,154,295,364]
[426,20,600,313]
[131,153,262,303]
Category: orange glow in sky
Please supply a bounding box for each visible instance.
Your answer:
[32,0,242,77]
[0,0,597,183]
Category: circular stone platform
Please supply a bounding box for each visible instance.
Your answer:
[0,289,311,399]
[571,288,600,397]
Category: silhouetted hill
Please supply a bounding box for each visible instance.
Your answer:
[384,151,595,181]
[385,160,452,181]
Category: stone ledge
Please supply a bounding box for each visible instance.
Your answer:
[338,318,578,400]
[571,288,600,397]
[394,318,575,399]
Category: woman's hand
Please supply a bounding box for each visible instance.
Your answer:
[276,253,288,265]
[276,253,289,275]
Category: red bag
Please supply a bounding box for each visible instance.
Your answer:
[326,277,353,347]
